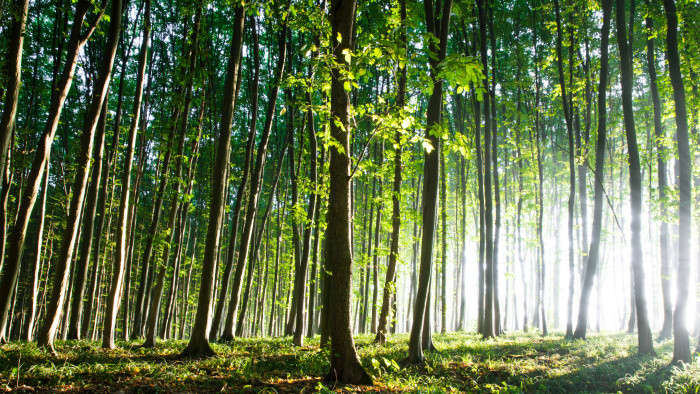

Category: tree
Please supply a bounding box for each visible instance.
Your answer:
[220,12,287,342]
[553,0,576,339]
[662,0,693,363]
[644,0,672,341]
[375,0,407,345]
[36,0,124,352]
[102,0,151,349]
[323,0,372,384]
[408,0,453,362]
[615,0,654,356]
[573,0,612,340]
[180,5,245,358]
[0,0,107,343]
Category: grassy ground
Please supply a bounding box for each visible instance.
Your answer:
[1,331,698,392]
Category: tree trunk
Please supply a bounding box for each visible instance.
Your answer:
[554,0,576,339]
[21,163,49,341]
[0,0,29,178]
[292,81,319,346]
[323,0,372,384]
[572,0,612,340]
[662,0,692,363]
[375,0,406,343]
[181,6,245,358]
[0,0,105,343]
[237,139,287,336]
[220,16,286,342]
[477,0,495,339]
[615,0,654,355]
[644,3,671,339]
[67,90,109,340]
[440,147,447,333]
[487,2,502,336]
[102,0,150,349]
[408,0,452,363]
[209,15,260,341]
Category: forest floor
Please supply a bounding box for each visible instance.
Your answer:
[1,331,698,393]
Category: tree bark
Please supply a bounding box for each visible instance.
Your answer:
[102,0,150,349]
[572,0,612,340]
[0,0,30,179]
[615,0,654,355]
[661,0,693,363]
[408,0,452,363]
[323,0,372,384]
[0,0,106,343]
[180,6,245,358]
[220,16,287,342]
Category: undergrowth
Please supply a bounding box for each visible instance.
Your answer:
[1,331,698,392]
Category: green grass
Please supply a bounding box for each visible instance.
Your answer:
[1,331,698,392]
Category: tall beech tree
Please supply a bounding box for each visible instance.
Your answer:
[644,0,672,341]
[181,5,245,358]
[102,0,151,349]
[220,13,287,343]
[408,0,453,363]
[573,0,612,340]
[375,0,407,345]
[324,0,372,384]
[0,0,107,343]
[615,0,654,355]
[36,0,124,352]
[662,0,693,363]
[0,0,29,176]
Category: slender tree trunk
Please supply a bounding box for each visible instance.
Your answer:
[476,0,495,339]
[21,163,49,341]
[67,91,109,340]
[210,16,260,340]
[408,0,452,363]
[102,0,150,349]
[487,2,502,336]
[36,0,121,352]
[615,0,654,355]
[554,0,577,339]
[220,17,286,342]
[440,147,447,333]
[237,139,287,336]
[323,0,372,383]
[0,0,105,343]
[0,0,30,177]
[572,0,612,340]
[375,0,406,343]
[181,6,245,357]
[292,86,318,346]
[661,0,693,363]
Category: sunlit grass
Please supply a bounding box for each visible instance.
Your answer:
[1,331,698,392]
